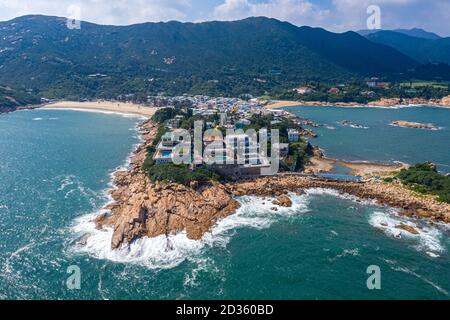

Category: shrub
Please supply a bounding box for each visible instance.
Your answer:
[144,164,219,185]
[396,162,450,203]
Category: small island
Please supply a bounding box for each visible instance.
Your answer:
[390,120,437,130]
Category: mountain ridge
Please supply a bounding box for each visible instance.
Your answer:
[364,30,450,64]
[358,28,442,40]
[0,15,422,100]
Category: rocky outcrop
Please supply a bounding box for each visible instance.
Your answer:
[227,175,450,223]
[390,121,436,130]
[95,120,240,249]
[102,171,240,249]
[94,119,450,250]
[273,195,293,207]
[396,224,419,235]
[440,95,450,106]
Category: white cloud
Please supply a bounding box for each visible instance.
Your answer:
[212,0,330,27]
[0,0,448,36]
[0,0,192,24]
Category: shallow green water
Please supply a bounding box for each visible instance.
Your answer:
[1,108,450,300]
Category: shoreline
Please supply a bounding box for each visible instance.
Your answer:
[41,100,158,117]
[266,98,450,110]
[304,147,409,179]
[88,120,449,250]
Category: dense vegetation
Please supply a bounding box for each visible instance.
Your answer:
[243,114,314,170]
[144,164,219,186]
[276,80,450,104]
[285,141,314,171]
[0,15,426,101]
[396,163,450,203]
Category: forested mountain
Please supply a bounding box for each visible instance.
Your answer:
[364,31,450,64]
[0,15,421,99]
[359,28,441,40]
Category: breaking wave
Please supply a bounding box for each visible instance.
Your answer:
[369,210,445,258]
[69,194,310,270]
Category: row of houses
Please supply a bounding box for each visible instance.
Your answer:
[152,129,274,176]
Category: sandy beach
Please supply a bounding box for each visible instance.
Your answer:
[266,100,302,109]
[41,101,158,117]
[266,96,450,110]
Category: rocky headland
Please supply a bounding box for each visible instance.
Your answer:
[95,120,239,249]
[93,120,450,249]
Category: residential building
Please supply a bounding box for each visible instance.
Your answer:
[153,132,184,164]
[288,129,300,143]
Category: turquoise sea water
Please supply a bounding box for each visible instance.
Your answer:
[1,107,450,300]
[284,105,450,172]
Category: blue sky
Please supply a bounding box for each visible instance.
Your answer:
[0,0,449,36]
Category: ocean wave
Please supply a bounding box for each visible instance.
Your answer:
[369,211,444,258]
[32,117,43,121]
[305,188,378,206]
[69,194,310,270]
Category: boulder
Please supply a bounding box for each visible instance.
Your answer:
[395,224,420,235]
[275,195,293,207]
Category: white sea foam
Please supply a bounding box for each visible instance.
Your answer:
[32,117,43,121]
[70,194,310,270]
[369,211,444,258]
[57,174,76,191]
[305,188,378,206]
[329,248,360,262]
[349,125,370,129]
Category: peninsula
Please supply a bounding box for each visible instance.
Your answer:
[88,96,450,250]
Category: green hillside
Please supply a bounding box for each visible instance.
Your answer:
[0,15,419,100]
[365,31,450,65]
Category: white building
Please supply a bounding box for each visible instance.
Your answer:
[153,132,184,164]
[294,86,314,94]
[204,134,272,176]
[288,129,300,143]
